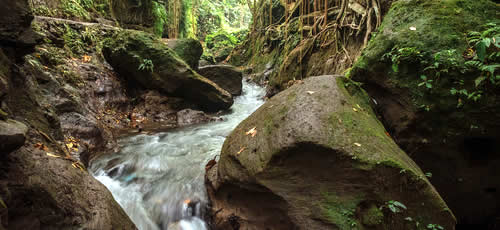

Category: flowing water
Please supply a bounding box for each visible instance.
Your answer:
[90,80,266,230]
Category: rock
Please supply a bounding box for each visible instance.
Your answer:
[103,30,233,112]
[207,75,456,229]
[0,119,28,153]
[165,38,203,70]
[176,109,220,127]
[1,144,136,230]
[349,0,500,226]
[198,65,243,96]
[0,0,38,46]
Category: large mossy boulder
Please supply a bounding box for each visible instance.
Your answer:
[198,65,243,96]
[350,0,500,226]
[103,30,233,112]
[206,75,455,229]
[165,38,203,70]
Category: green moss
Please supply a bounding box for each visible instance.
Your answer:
[360,204,384,227]
[321,192,363,229]
[61,0,91,20]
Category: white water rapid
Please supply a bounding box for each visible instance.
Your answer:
[90,80,266,230]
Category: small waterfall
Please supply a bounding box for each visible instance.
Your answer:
[90,80,266,230]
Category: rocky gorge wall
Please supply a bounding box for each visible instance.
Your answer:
[0,0,244,229]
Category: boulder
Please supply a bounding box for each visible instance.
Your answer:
[198,65,243,96]
[176,109,220,127]
[165,38,203,70]
[349,0,500,226]
[207,75,455,229]
[103,30,233,112]
[0,119,28,153]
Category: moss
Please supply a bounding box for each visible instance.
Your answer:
[360,204,384,227]
[321,192,364,229]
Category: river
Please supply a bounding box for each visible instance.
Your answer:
[90,79,266,230]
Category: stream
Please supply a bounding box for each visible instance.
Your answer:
[90,80,266,230]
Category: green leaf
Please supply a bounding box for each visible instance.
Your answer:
[393,201,407,210]
[476,42,487,61]
[420,75,427,80]
[392,63,399,72]
[418,82,425,87]
[475,76,487,87]
[450,88,458,95]
[426,83,432,89]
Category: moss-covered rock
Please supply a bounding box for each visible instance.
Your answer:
[103,30,233,112]
[207,75,455,229]
[198,65,243,96]
[350,0,500,226]
[165,38,203,70]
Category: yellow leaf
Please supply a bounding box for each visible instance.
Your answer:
[245,127,257,137]
[353,108,358,112]
[66,143,73,149]
[46,152,61,158]
[354,143,362,147]
[73,148,79,152]
[356,104,361,109]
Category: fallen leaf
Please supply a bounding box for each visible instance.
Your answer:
[409,26,417,31]
[82,55,92,62]
[183,199,191,204]
[338,118,342,124]
[306,91,315,95]
[385,132,391,138]
[46,152,61,158]
[237,147,246,155]
[66,143,73,149]
[71,162,85,171]
[245,127,257,137]
[354,143,362,147]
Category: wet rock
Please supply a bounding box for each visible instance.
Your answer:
[198,65,243,96]
[166,38,203,70]
[0,119,28,153]
[176,109,219,127]
[207,75,456,229]
[349,0,500,226]
[103,30,233,112]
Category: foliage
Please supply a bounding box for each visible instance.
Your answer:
[138,58,154,72]
[152,1,169,37]
[426,223,444,230]
[385,200,407,213]
[382,47,423,73]
[418,75,433,89]
[465,22,500,87]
